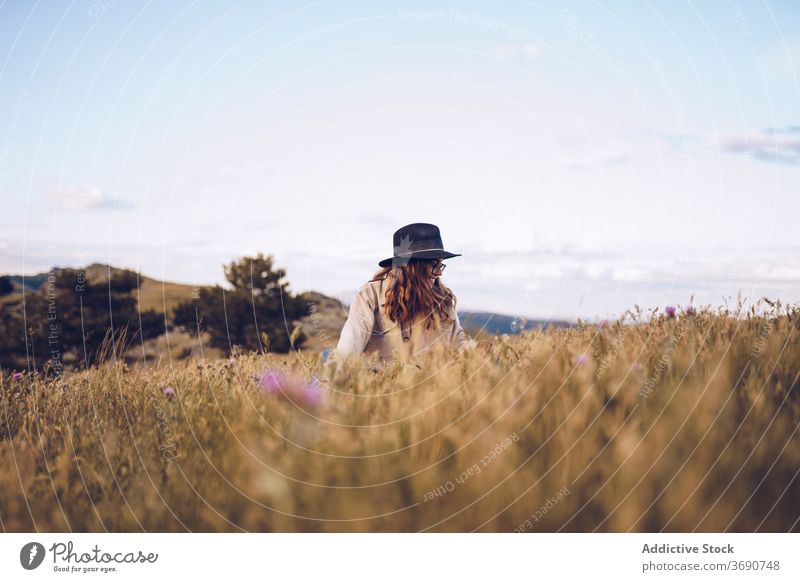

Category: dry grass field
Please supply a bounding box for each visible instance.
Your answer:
[1,300,798,532]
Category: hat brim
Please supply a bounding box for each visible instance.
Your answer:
[378,250,461,268]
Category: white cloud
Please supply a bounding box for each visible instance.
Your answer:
[522,44,542,60]
[551,136,629,168]
[48,185,133,211]
[611,266,650,282]
[654,126,800,165]
[717,127,800,164]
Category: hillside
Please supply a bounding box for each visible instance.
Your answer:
[1,263,196,316]
[83,263,196,316]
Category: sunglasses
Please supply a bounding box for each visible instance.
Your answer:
[429,261,446,275]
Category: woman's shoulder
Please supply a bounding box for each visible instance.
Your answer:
[358,277,385,293]
[365,272,393,293]
[354,278,384,309]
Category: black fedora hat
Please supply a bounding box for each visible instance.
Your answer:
[378,223,461,268]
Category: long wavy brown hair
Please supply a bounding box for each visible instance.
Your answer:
[370,259,455,329]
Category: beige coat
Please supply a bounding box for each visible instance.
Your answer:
[332,275,476,365]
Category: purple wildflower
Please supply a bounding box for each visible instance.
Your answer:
[163,385,175,399]
[685,305,697,316]
[300,377,324,408]
[257,369,323,410]
[665,306,676,318]
[574,353,589,365]
[12,371,23,380]
[257,369,285,395]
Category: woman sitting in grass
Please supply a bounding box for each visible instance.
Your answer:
[331,222,476,366]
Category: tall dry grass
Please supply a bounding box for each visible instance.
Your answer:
[1,301,798,532]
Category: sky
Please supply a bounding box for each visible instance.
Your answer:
[1,0,798,320]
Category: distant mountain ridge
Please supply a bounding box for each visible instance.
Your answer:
[458,311,572,336]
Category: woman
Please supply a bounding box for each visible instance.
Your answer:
[331,223,476,366]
